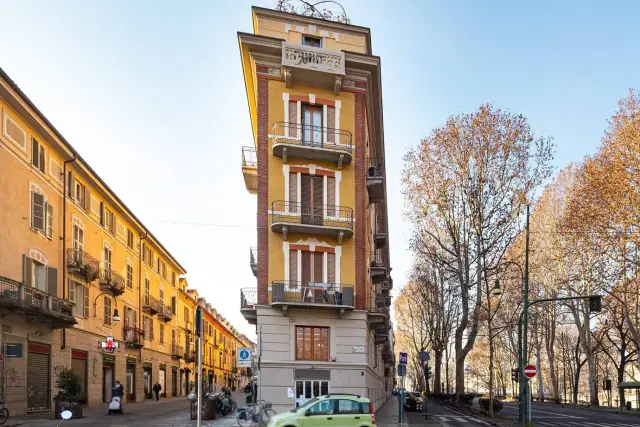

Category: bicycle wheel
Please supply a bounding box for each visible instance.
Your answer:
[237,409,254,427]
[259,408,276,426]
[0,408,8,425]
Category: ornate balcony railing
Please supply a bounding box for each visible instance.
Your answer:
[271,201,354,231]
[159,305,173,322]
[250,247,257,277]
[184,351,196,363]
[172,345,184,359]
[185,320,193,333]
[271,281,354,308]
[366,157,385,202]
[242,146,257,167]
[124,324,144,348]
[142,295,161,315]
[99,269,125,295]
[282,42,345,75]
[240,288,257,309]
[67,248,99,281]
[0,276,75,328]
[272,122,352,154]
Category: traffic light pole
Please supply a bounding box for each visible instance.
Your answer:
[519,205,530,424]
[518,294,601,425]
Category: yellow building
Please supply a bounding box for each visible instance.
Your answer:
[0,66,244,415]
[239,7,394,413]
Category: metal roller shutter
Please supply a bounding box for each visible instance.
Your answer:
[27,343,50,412]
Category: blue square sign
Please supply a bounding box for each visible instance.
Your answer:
[399,352,407,365]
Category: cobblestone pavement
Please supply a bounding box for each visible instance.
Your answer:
[6,394,245,427]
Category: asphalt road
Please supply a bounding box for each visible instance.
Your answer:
[502,401,640,427]
[406,401,492,426]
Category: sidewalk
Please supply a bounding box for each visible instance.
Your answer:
[533,400,640,416]
[375,395,407,426]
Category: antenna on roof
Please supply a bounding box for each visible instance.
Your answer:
[275,0,351,24]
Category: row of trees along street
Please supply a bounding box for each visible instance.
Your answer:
[397,90,640,414]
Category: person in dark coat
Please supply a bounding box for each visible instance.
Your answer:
[153,383,162,401]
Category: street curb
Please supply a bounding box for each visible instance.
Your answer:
[532,401,640,417]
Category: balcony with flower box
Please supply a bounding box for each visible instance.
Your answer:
[142,295,161,315]
[99,269,125,296]
[66,248,99,282]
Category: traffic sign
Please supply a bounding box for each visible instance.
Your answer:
[399,352,408,365]
[238,347,252,367]
[420,351,430,362]
[397,364,406,377]
[524,364,537,379]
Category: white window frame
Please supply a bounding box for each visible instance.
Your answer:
[29,182,48,236]
[103,240,113,271]
[72,216,84,251]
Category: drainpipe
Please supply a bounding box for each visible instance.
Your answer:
[61,154,77,350]
[139,230,148,362]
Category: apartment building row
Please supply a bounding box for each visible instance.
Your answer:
[239,7,395,413]
[0,66,251,416]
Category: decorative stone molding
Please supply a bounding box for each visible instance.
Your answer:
[282,42,345,75]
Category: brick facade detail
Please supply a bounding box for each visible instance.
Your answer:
[354,92,366,311]
[257,77,269,306]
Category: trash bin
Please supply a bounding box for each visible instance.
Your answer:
[190,397,217,420]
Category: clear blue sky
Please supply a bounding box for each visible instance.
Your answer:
[2,0,638,339]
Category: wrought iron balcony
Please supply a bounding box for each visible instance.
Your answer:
[374,208,388,249]
[99,269,125,296]
[185,320,193,333]
[250,247,257,277]
[271,201,353,243]
[370,249,388,283]
[184,351,196,363]
[142,295,161,315]
[124,324,144,348]
[271,122,352,167]
[271,281,354,315]
[159,304,173,322]
[366,157,385,203]
[281,42,345,94]
[172,345,184,359]
[0,276,76,329]
[67,248,99,281]
[241,146,258,194]
[240,288,257,325]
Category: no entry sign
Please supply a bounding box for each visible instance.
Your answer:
[524,364,537,379]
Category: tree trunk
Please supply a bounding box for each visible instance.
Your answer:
[434,350,443,393]
[536,343,544,402]
[445,345,450,394]
[618,365,625,407]
[489,321,495,417]
[586,346,599,406]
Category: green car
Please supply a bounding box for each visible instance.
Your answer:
[267,394,375,427]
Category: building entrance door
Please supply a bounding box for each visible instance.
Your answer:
[172,369,177,396]
[159,368,166,397]
[143,366,152,399]
[294,379,329,408]
[102,364,114,403]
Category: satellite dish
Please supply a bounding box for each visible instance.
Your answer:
[60,410,73,420]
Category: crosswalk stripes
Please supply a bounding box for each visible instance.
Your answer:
[434,415,490,425]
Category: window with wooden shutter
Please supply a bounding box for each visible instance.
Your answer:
[160,324,164,344]
[32,192,45,232]
[99,202,105,225]
[104,296,112,325]
[23,255,33,286]
[68,279,75,304]
[313,176,323,225]
[288,101,298,138]
[83,285,89,317]
[47,267,58,297]
[301,251,311,284]
[84,187,91,211]
[127,229,134,249]
[327,253,336,283]
[289,250,298,285]
[46,204,53,239]
[313,252,323,282]
[327,106,336,144]
[327,176,336,217]
[32,138,46,173]
[289,173,298,213]
[67,172,75,199]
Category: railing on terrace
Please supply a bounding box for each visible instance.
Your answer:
[272,122,352,153]
[271,201,353,230]
[240,288,257,309]
[100,268,126,294]
[143,295,162,314]
[271,281,354,307]
[67,248,100,280]
[367,157,385,177]
[242,146,257,167]
[124,324,145,346]
[0,276,75,325]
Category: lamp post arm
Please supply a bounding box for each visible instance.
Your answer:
[93,292,118,317]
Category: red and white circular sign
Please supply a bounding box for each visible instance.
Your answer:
[524,364,537,378]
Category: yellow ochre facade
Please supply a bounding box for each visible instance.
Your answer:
[239,7,395,413]
[0,67,247,416]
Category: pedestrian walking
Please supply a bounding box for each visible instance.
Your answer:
[153,382,162,401]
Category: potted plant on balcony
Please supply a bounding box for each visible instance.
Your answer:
[53,367,85,419]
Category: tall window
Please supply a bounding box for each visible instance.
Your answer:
[103,243,112,271]
[159,288,164,305]
[104,297,112,326]
[75,182,86,207]
[30,184,53,239]
[159,324,165,344]
[126,229,134,249]
[72,221,84,251]
[31,138,46,173]
[68,279,88,317]
[126,261,133,289]
[144,277,150,304]
[295,326,329,361]
[302,105,323,145]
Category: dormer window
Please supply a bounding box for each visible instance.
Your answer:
[302,35,322,48]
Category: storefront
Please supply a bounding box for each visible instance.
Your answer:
[71,350,88,398]
[143,364,152,399]
[102,354,115,403]
[126,358,136,402]
[294,370,330,408]
[27,343,51,412]
[159,364,166,398]
[171,367,178,396]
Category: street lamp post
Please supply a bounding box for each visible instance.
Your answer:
[93,293,121,322]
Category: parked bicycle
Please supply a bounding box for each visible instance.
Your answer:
[237,400,276,427]
[0,401,9,425]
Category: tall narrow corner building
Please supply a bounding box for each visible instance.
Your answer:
[238,6,395,412]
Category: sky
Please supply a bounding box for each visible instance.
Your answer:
[1,0,638,340]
